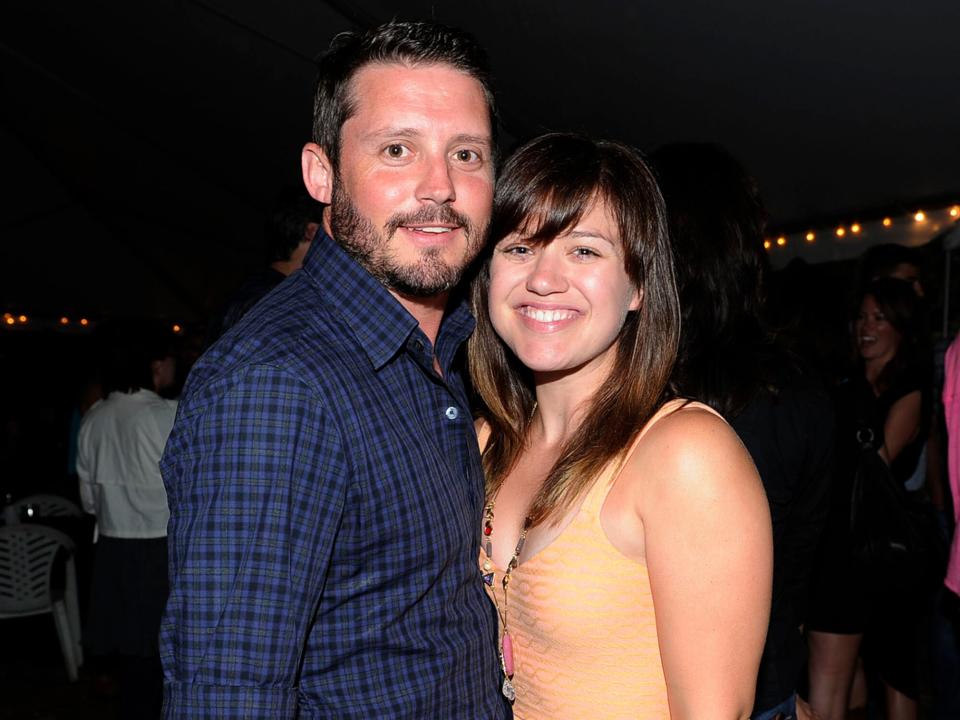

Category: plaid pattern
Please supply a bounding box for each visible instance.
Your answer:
[160,231,507,719]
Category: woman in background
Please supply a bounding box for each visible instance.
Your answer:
[807,278,933,720]
[652,143,834,720]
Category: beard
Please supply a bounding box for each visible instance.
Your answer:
[329,180,487,297]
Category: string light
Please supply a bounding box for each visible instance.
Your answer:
[172,324,182,334]
[17,315,27,324]
[850,223,861,234]
[763,239,772,250]
[836,226,846,237]
[915,211,926,222]
[776,236,787,247]
[882,217,892,227]
[951,206,960,218]
[59,317,69,325]
[79,318,89,327]
[805,231,816,242]
[4,316,14,326]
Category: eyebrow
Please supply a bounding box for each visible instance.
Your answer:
[361,127,492,147]
[568,229,617,247]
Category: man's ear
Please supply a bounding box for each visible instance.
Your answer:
[302,142,333,204]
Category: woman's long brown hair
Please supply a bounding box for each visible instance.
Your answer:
[468,133,680,527]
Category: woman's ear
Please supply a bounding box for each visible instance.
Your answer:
[629,286,644,312]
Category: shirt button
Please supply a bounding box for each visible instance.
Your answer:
[445,406,460,420]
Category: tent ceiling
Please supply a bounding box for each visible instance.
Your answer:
[2,0,959,320]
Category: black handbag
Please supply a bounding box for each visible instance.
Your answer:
[848,426,947,589]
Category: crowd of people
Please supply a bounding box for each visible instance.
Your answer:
[4,18,960,720]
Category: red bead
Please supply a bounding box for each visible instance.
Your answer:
[483,524,492,536]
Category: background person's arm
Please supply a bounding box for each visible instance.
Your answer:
[161,365,349,719]
[878,389,921,465]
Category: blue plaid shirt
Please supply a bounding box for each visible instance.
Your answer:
[160,230,507,719]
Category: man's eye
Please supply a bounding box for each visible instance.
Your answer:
[385,144,409,159]
[573,247,600,258]
[454,149,480,163]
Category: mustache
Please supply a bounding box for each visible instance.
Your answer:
[385,205,473,236]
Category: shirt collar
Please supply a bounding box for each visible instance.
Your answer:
[302,228,475,372]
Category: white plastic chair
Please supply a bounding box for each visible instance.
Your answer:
[8,494,83,521]
[0,525,83,681]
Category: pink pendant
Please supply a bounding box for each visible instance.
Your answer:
[501,631,515,676]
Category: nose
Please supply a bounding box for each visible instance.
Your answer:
[526,247,568,295]
[416,153,456,205]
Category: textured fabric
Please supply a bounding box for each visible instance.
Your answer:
[479,426,670,719]
[77,389,177,538]
[160,230,506,719]
[942,335,960,595]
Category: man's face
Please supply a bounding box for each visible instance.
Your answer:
[327,63,494,297]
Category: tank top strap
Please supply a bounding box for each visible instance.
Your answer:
[580,398,703,515]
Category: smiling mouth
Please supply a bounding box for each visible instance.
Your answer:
[403,225,457,234]
[519,306,579,323]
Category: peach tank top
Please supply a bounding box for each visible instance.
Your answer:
[479,428,670,719]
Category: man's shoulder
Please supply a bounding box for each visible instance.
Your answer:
[186,277,367,410]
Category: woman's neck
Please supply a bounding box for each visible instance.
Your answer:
[863,356,888,390]
[532,355,615,445]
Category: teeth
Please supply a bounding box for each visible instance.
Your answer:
[520,307,577,323]
[409,226,451,233]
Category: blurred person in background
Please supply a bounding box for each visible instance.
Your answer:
[653,143,834,720]
[207,187,323,343]
[77,321,178,720]
[806,278,937,720]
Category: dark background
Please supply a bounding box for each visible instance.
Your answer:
[2,0,959,324]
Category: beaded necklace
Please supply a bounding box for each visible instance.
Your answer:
[482,500,531,702]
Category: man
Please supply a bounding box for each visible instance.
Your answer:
[78,323,178,720]
[160,21,508,719]
[207,188,323,343]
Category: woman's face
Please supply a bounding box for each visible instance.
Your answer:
[856,293,901,366]
[487,198,641,377]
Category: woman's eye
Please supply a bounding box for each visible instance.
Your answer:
[573,246,600,258]
[502,245,532,256]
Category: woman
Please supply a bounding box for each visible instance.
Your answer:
[807,277,933,720]
[469,133,773,719]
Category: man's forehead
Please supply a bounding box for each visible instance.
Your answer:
[346,62,491,127]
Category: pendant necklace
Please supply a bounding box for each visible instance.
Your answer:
[482,500,530,703]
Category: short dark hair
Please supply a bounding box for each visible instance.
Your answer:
[857,242,923,289]
[311,21,497,168]
[97,320,175,395]
[265,187,324,263]
[469,132,678,525]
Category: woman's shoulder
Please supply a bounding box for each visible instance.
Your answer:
[624,398,759,500]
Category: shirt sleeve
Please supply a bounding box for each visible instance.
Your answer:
[75,413,97,515]
[160,364,349,719]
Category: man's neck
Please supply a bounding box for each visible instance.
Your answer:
[390,289,449,348]
[269,260,296,277]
